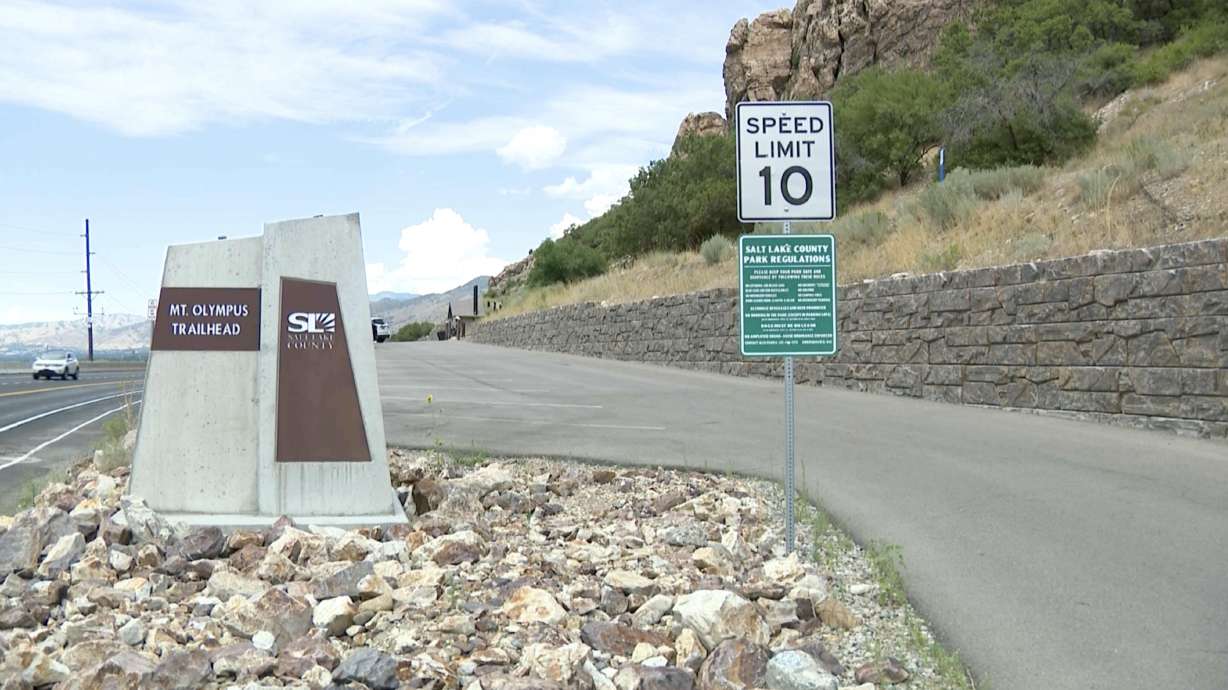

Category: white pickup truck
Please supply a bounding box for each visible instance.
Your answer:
[371,318,391,343]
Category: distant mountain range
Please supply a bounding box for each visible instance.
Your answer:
[0,278,488,360]
[0,313,150,361]
[369,277,490,330]
[370,291,419,302]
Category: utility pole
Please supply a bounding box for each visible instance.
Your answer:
[77,218,104,361]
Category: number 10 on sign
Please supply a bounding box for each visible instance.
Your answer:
[736,101,835,222]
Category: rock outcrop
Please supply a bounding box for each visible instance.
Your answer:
[672,111,729,153]
[722,0,973,121]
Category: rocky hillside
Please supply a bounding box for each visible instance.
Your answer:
[710,0,973,127]
[0,452,964,689]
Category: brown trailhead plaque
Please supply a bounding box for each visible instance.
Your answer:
[275,277,370,463]
[150,287,261,351]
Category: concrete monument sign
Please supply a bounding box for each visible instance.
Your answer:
[130,213,405,526]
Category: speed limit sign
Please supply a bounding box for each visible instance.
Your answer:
[735,101,835,222]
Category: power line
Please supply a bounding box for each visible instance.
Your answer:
[0,290,78,295]
[98,256,147,298]
[0,222,75,237]
[0,244,78,255]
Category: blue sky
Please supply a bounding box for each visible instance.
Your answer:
[0,0,780,324]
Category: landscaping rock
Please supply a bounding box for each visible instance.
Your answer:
[765,650,838,690]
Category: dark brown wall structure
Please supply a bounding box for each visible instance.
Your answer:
[471,239,1228,438]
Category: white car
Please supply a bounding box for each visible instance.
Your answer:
[33,351,80,380]
[371,318,391,343]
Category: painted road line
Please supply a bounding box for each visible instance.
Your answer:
[383,397,602,409]
[0,401,143,471]
[399,412,665,432]
[0,392,142,435]
[379,385,547,393]
[0,380,140,399]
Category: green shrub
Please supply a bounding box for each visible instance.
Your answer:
[1123,137,1191,180]
[528,238,607,286]
[1079,42,1141,97]
[392,321,435,342]
[699,234,734,265]
[1077,167,1118,209]
[919,242,963,273]
[1133,18,1228,84]
[1011,232,1054,260]
[964,165,1047,200]
[912,173,978,230]
[830,210,893,249]
[1080,137,1192,210]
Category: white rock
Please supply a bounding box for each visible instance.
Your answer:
[392,586,438,608]
[521,642,590,684]
[398,566,446,588]
[673,589,771,649]
[765,649,838,690]
[502,586,567,625]
[313,596,357,636]
[848,583,875,596]
[117,618,145,646]
[301,665,333,689]
[764,553,805,583]
[604,569,654,593]
[692,545,735,576]
[108,549,133,573]
[38,532,85,577]
[630,642,656,664]
[788,574,830,606]
[21,653,69,687]
[252,630,276,652]
[642,656,669,668]
[631,594,674,627]
[584,660,617,690]
[208,568,266,600]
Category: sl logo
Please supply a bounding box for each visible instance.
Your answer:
[287,312,336,334]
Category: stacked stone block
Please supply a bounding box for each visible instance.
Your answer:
[471,239,1228,437]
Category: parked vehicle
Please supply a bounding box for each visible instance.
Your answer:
[32,351,80,380]
[371,317,391,343]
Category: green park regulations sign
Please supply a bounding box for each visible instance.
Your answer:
[739,234,837,357]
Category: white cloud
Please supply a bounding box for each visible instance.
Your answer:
[0,0,450,136]
[584,195,621,217]
[366,209,508,295]
[544,163,637,218]
[371,80,718,163]
[544,164,638,199]
[437,15,637,63]
[549,213,582,240]
[497,126,567,170]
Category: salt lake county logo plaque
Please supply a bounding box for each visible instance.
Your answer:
[150,287,261,351]
[276,277,370,463]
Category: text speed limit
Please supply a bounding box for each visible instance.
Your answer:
[735,101,835,222]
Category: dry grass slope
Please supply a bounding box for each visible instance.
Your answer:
[494,56,1228,319]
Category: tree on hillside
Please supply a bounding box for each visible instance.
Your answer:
[831,67,943,188]
[610,132,742,258]
[527,238,606,286]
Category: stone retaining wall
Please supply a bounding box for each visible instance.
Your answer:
[471,239,1228,437]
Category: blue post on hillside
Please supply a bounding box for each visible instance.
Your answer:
[938,147,946,182]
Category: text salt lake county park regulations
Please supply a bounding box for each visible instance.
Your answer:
[739,235,837,357]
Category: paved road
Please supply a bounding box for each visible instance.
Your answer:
[0,370,144,513]
[377,341,1228,690]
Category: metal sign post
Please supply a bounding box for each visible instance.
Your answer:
[735,100,838,554]
[782,219,796,551]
